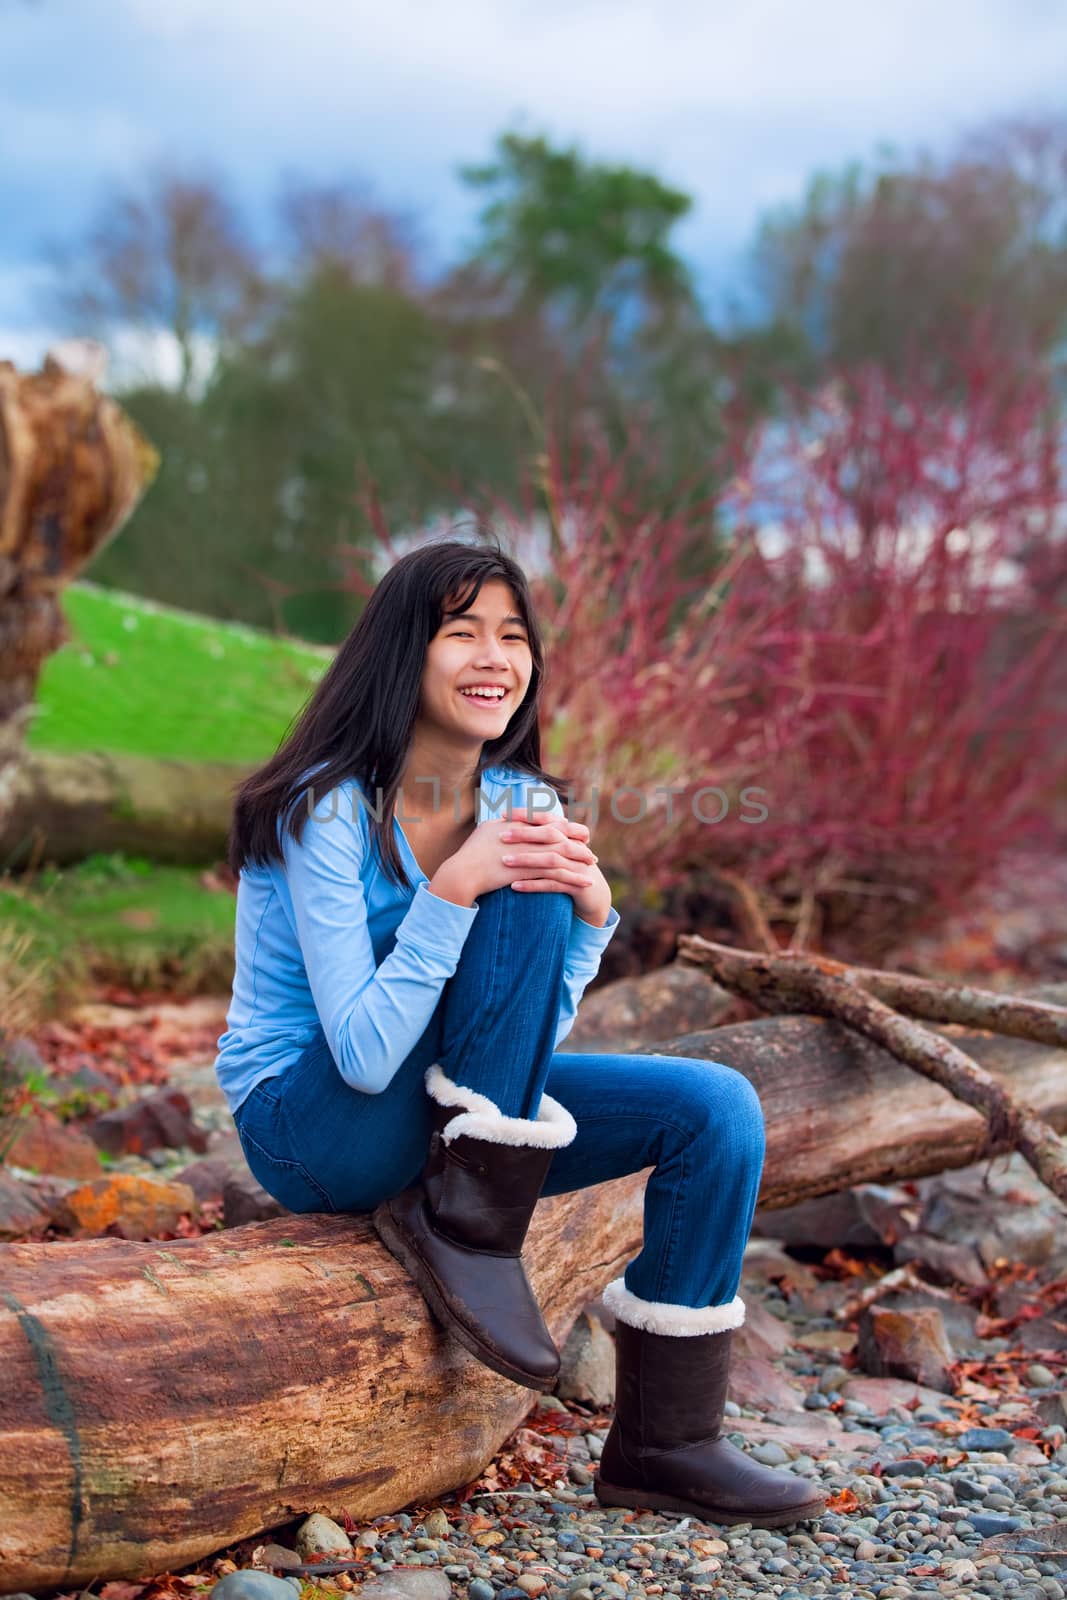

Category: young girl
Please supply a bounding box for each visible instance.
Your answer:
[215,537,825,1529]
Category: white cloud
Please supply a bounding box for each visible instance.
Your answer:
[0,319,217,396]
[109,0,1067,125]
[0,100,149,182]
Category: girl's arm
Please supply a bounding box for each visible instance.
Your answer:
[280,786,479,1095]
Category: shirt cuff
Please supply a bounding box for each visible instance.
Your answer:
[568,902,621,959]
[397,877,480,959]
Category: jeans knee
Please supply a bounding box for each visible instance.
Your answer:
[689,1061,765,1167]
[485,883,573,929]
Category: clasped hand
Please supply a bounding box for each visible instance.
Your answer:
[458,811,613,927]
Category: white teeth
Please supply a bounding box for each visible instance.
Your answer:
[460,688,506,699]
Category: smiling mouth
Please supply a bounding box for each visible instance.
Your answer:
[458,690,509,708]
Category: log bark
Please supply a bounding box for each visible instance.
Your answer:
[0,747,254,869]
[1,1007,1065,1593]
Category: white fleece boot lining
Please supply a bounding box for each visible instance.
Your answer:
[602,1275,747,1335]
[425,1062,577,1150]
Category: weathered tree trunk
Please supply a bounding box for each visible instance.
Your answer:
[0,350,158,835]
[1,1010,1065,1593]
[0,748,252,868]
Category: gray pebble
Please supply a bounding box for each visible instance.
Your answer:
[957,1427,1016,1452]
[968,1513,1025,1536]
[953,1477,987,1501]
[210,1576,301,1600]
[752,1441,790,1465]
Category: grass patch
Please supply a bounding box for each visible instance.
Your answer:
[1,852,237,1014]
[6,582,319,1006]
[28,581,333,763]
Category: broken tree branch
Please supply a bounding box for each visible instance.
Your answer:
[676,937,1067,1205]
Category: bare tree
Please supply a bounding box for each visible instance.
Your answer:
[750,111,1067,387]
[274,173,427,297]
[35,160,269,397]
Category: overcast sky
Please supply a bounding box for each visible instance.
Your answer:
[2,0,1065,384]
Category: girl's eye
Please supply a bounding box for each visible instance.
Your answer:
[450,631,527,640]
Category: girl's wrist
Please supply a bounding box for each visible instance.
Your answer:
[573,874,613,927]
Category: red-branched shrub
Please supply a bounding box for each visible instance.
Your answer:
[474,336,1065,957]
[350,328,1066,959]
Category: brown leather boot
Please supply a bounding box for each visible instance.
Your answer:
[372,1062,576,1391]
[594,1277,828,1528]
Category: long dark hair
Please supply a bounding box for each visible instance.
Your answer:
[226,535,571,890]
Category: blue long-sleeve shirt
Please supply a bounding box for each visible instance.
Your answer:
[214,761,621,1116]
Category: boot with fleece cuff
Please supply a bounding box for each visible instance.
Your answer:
[594,1277,828,1528]
[372,1062,575,1391]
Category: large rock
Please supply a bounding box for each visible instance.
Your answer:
[51,1172,198,1239]
[86,1087,210,1159]
[0,1110,104,1180]
[751,1182,918,1250]
[554,1310,616,1408]
[855,1304,956,1392]
[0,1169,53,1240]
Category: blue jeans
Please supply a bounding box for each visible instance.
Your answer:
[233,886,766,1309]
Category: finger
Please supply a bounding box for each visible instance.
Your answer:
[511,881,585,896]
[511,880,582,894]
[508,814,590,839]
[511,869,594,886]
[502,825,595,856]
[504,849,596,869]
[520,814,589,839]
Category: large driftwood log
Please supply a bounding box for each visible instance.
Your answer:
[1,1192,641,1596]
[656,1000,1067,1203]
[0,748,255,869]
[678,939,1067,1201]
[2,1010,1066,1593]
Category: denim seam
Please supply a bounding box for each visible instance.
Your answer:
[239,1126,336,1212]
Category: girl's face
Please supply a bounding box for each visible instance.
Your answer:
[418,579,533,748]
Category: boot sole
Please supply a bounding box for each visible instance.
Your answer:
[594,1477,827,1527]
[372,1198,559,1393]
